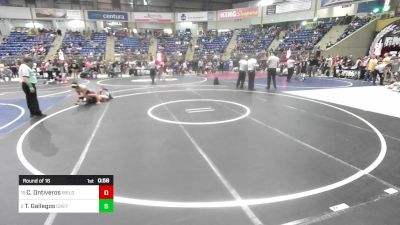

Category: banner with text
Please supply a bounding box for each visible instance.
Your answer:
[320,0,374,8]
[177,12,211,22]
[218,7,258,20]
[133,12,173,23]
[266,5,277,15]
[34,8,82,20]
[34,8,67,19]
[87,10,128,21]
[276,0,312,14]
[66,10,82,20]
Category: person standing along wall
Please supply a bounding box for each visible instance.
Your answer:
[286,57,295,82]
[266,52,280,90]
[325,55,333,77]
[45,60,53,81]
[374,61,388,86]
[237,55,248,89]
[70,60,79,79]
[365,55,377,82]
[247,56,258,91]
[390,55,399,81]
[148,57,156,85]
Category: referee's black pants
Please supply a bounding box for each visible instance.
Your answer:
[287,67,294,81]
[236,70,246,89]
[267,68,277,89]
[22,83,42,116]
[248,70,255,90]
[150,68,156,84]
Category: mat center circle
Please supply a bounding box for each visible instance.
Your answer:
[147,99,251,125]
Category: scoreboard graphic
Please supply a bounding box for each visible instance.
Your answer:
[19,175,114,213]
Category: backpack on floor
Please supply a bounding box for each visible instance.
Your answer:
[213,77,220,85]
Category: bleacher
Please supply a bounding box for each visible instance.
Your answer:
[278,22,334,51]
[0,32,54,58]
[337,17,371,42]
[115,36,150,54]
[195,31,232,58]
[236,28,275,55]
[62,31,106,57]
[157,31,191,57]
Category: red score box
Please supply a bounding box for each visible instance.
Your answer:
[99,185,114,199]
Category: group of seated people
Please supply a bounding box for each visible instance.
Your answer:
[278,21,333,51]
[62,31,106,58]
[0,31,55,60]
[337,16,372,42]
[115,32,150,57]
[234,26,278,56]
[195,30,232,58]
[157,31,192,59]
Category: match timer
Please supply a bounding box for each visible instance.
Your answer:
[19,175,114,213]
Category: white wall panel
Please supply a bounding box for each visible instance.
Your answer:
[317,4,358,18]
[208,19,252,30]
[0,6,32,19]
[135,23,173,30]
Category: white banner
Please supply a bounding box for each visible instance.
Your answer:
[320,0,373,8]
[276,0,312,14]
[33,8,82,20]
[133,12,173,23]
[177,12,208,22]
[66,10,82,20]
[34,8,67,19]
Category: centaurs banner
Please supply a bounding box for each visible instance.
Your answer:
[218,7,258,20]
[87,10,128,21]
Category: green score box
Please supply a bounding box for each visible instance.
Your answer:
[99,199,114,213]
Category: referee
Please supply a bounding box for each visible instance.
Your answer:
[148,56,156,84]
[286,57,295,82]
[19,57,46,118]
[236,55,248,89]
[247,55,258,91]
[266,52,280,90]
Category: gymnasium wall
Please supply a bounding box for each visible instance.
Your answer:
[208,19,252,30]
[0,6,32,19]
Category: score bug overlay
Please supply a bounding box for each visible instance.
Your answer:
[19,175,114,213]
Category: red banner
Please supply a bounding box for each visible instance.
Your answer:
[218,7,258,20]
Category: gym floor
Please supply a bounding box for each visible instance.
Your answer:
[0,74,399,225]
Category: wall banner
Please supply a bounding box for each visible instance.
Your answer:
[66,10,82,20]
[34,8,67,19]
[33,8,82,20]
[320,0,374,8]
[133,12,173,23]
[87,10,128,21]
[218,7,258,20]
[177,12,209,22]
[369,20,400,56]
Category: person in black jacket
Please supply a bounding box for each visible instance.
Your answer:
[309,57,319,77]
[70,60,80,79]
